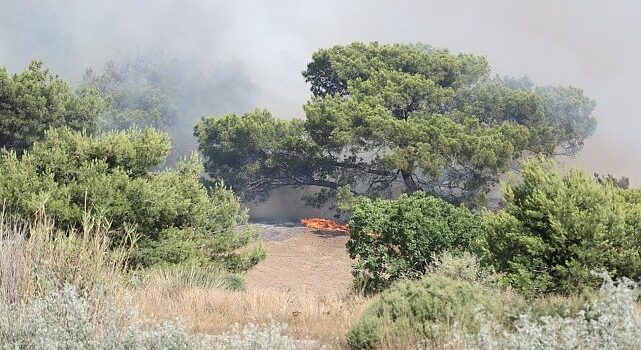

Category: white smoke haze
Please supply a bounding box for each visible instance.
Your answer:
[1,0,639,190]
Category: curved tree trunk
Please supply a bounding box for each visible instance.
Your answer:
[401,170,419,193]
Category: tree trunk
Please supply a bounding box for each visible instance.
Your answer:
[401,170,419,193]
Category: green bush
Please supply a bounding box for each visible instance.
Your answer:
[346,192,487,293]
[0,127,262,269]
[347,275,498,350]
[485,157,641,296]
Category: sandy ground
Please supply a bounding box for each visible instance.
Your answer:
[245,223,354,296]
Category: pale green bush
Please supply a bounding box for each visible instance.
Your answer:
[211,323,298,350]
[441,275,641,350]
[0,285,196,350]
[347,275,498,350]
[428,251,498,286]
[348,253,523,350]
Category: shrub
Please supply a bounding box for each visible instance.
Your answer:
[346,192,487,293]
[445,275,641,350]
[347,275,500,350]
[0,211,288,350]
[484,157,641,296]
[0,128,262,269]
[1,285,303,350]
[0,285,201,350]
[428,251,499,287]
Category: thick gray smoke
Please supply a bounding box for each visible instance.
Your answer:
[1,1,639,197]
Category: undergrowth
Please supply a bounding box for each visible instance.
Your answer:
[441,274,641,350]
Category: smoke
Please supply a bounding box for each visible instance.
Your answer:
[0,1,639,191]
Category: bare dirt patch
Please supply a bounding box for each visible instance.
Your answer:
[245,224,354,296]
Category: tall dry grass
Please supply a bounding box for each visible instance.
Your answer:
[131,283,370,349]
[0,209,129,308]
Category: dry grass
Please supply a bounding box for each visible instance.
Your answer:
[0,209,141,345]
[0,211,370,348]
[0,210,128,306]
[131,284,370,349]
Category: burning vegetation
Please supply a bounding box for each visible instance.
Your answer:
[300,217,350,233]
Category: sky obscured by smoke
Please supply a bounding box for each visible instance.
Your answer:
[1,0,640,185]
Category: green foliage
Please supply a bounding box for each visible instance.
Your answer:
[484,157,641,296]
[195,109,318,201]
[222,244,267,273]
[347,275,496,350]
[303,43,488,97]
[536,85,597,155]
[0,61,106,154]
[346,192,487,293]
[0,127,261,269]
[197,42,596,207]
[595,173,630,189]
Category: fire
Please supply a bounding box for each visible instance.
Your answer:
[300,217,349,233]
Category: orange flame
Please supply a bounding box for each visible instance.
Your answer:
[300,217,349,233]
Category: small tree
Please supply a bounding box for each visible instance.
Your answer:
[0,61,105,153]
[346,191,487,293]
[485,157,641,296]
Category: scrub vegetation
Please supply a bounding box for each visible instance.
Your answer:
[1,42,639,349]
